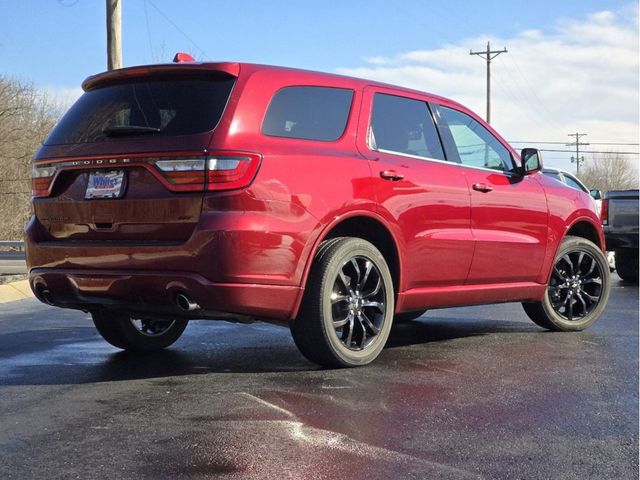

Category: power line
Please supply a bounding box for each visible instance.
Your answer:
[146,0,209,59]
[538,149,639,155]
[510,140,639,146]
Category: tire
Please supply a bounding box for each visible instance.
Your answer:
[522,236,610,331]
[614,249,638,283]
[394,310,427,323]
[291,237,395,368]
[92,311,188,351]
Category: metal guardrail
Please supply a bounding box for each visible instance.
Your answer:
[0,241,26,274]
[0,241,25,252]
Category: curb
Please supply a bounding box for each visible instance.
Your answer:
[0,280,33,304]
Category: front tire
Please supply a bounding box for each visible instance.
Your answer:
[523,236,610,331]
[92,311,188,351]
[291,237,395,368]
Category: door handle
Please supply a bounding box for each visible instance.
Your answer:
[472,183,493,193]
[380,170,404,181]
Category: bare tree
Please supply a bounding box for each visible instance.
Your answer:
[578,152,639,192]
[0,76,59,240]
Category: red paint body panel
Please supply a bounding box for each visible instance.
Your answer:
[25,61,605,321]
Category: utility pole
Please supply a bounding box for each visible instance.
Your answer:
[567,133,589,176]
[106,0,122,70]
[470,41,507,124]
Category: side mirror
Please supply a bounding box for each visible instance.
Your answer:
[520,148,542,174]
[589,189,602,200]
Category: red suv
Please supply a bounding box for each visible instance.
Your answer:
[25,57,610,367]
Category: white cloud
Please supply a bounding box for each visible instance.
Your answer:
[336,5,639,171]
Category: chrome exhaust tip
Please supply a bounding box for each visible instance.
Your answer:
[175,293,199,312]
[41,289,55,306]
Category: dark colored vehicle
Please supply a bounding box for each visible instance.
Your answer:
[602,189,639,282]
[25,56,610,367]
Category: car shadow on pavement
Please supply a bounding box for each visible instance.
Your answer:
[0,316,541,386]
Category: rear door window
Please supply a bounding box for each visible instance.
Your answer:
[45,75,236,145]
[369,93,445,160]
[439,106,514,172]
[262,86,353,141]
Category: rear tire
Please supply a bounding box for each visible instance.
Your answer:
[614,249,638,283]
[522,236,610,331]
[291,237,394,368]
[92,311,188,351]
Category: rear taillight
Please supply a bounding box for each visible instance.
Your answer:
[152,153,260,192]
[206,154,261,191]
[153,157,207,191]
[31,164,57,198]
[30,151,261,197]
[601,198,609,225]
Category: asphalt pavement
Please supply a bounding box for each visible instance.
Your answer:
[0,278,637,479]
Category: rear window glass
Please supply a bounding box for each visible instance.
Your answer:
[262,86,353,141]
[45,76,235,145]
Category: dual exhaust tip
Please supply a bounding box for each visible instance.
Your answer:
[175,293,199,312]
[35,283,199,312]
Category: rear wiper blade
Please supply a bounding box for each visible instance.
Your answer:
[102,125,161,136]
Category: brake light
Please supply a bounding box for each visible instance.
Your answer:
[31,164,57,198]
[207,154,261,191]
[601,198,609,225]
[30,152,261,197]
[154,157,206,190]
[152,152,260,192]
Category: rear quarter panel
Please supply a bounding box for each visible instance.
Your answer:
[204,67,377,286]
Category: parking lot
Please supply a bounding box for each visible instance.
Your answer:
[0,277,637,479]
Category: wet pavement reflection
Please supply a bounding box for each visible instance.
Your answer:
[0,279,637,479]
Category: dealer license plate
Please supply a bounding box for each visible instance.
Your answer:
[85,170,126,199]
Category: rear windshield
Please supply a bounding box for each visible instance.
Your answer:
[45,76,235,145]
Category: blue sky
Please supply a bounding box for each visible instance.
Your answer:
[0,0,633,87]
[0,0,638,172]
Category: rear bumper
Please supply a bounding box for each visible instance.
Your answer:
[604,232,639,250]
[29,268,300,321]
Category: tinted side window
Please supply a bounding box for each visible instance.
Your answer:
[439,107,514,171]
[369,94,445,160]
[262,86,353,141]
[562,174,588,193]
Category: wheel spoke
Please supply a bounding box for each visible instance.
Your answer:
[337,270,353,294]
[561,254,574,275]
[580,289,600,302]
[358,312,380,335]
[357,261,373,292]
[553,266,568,282]
[333,311,352,328]
[584,255,596,276]
[343,315,355,346]
[575,291,588,314]
[362,276,381,299]
[350,258,361,287]
[576,252,585,272]
[362,300,384,312]
[331,293,348,305]
[566,295,574,321]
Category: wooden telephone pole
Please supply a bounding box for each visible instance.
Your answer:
[106,0,122,70]
[470,41,507,124]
